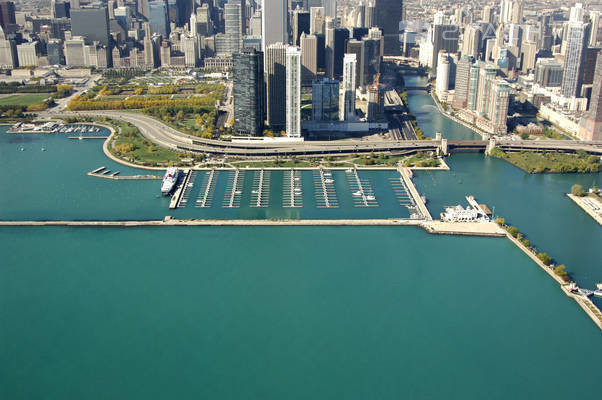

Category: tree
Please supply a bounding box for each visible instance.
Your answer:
[506,226,519,237]
[537,252,551,266]
[495,217,505,225]
[554,265,569,281]
[520,132,529,140]
[571,184,585,197]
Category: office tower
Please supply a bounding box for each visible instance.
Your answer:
[71,6,110,46]
[481,5,494,24]
[181,34,198,66]
[286,46,302,138]
[147,1,169,37]
[539,13,553,51]
[323,0,336,18]
[462,24,481,58]
[333,28,350,78]
[229,0,246,35]
[233,48,265,136]
[143,23,156,67]
[488,80,510,134]
[520,41,537,73]
[534,59,563,87]
[367,83,385,121]
[364,2,375,28]
[561,21,591,98]
[250,9,262,36]
[225,3,242,54]
[197,4,213,36]
[467,62,480,111]
[374,0,402,55]
[500,0,512,24]
[590,12,600,46]
[312,78,339,121]
[360,36,380,87]
[569,3,584,23]
[511,1,523,24]
[262,0,287,51]
[325,17,334,78]
[436,52,450,102]
[508,24,522,48]
[293,9,310,46]
[265,43,287,129]
[310,7,325,35]
[159,41,171,66]
[0,28,16,68]
[300,33,318,84]
[582,47,600,85]
[174,0,193,27]
[339,53,357,121]
[432,23,459,72]
[0,1,15,31]
[136,0,148,18]
[452,56,474,108]
[579,51,602,140]
[47,39,65,65]
[64,36,87,66]
[16,41,39,67]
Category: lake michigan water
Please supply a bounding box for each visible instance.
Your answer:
[1,83,601,398]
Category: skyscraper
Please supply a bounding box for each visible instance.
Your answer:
[452,55,474,108]
[148,1,169,37]
[300,33,318,84]
[286,46,302,138]
[70,6,110,46]
[579,50,602,140]
[310,7,325,35]
[265,43,287,129]
[233,48,265,136]
[374,0,402,55]
[312,78,339,121]
[339,53,357,121]
[432,23,459,72]
[325,17,335,78]
[561,21,591,98]
[293,9,310,46]
[360,36,380,87]
[333,28,350,78]
[262,0,287,51]
[224,2,242,54]
[0,1,15,31]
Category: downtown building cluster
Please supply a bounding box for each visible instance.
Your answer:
[406,1,602,140]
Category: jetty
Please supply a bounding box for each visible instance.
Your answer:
[347,167,378,207]
[314,168,338,208]
[196,169,218,208]
[169,169,190,209]
[567,194,602,226]
[283,169,302,208]
[222,169,243,208]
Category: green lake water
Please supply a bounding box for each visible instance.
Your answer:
[1,81,601,398]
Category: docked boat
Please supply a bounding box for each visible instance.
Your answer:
[161,167,179,195]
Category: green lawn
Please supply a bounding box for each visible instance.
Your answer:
[0,94,51,106]
[491,148,600,173]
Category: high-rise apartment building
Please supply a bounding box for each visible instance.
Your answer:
[339,53,357,121]
[233,48,265,136]
[561,21,591,98]
[286,46,302,138]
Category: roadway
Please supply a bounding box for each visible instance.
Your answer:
[44,111,602,157]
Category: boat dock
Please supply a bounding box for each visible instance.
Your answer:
[314,168,339,208]
[567,194,602,226]
[68,136,109,140]
[222,169,244,208]
[283,169,303,208]
[250,169,270,208]
[177,170,197,208]
[87,166,160,180]
[397,166,432,220]
[195,169,218,208]
[169,169,191,209]
[465,195,491,218]
[346,168,378,207]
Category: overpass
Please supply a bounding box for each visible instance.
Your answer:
[52,111,602,157]
[404,86,430,91]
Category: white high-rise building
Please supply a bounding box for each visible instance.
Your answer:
[339,53,357,121]
[569,3,584,23]
[286,46,302,138]
[310,7,325,35]
[590,11,600,46]
[436,52,450,102]
[262,0,288,51]
[181,34,198,67]
[17,42,40,67]
[500,0,513,24]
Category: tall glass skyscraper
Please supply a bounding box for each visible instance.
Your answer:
[233,48,265,136]
[374,0,402,56]
[561,21,591,98]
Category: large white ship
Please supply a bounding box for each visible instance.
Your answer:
[161,167,179,195]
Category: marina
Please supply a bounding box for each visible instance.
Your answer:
[346,168,379,207]
[222,169,244,208]
[282,169,303,208]
[250,169,270,208]
[195,169,218,208]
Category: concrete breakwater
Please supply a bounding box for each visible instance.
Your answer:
[505,229,602,331]
[567,194,602,226]
[87,166,160,180]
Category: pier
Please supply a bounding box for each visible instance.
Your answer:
[196,169,218,208]
[169,169,190,209]
[314,168,339,208]
[389,176,419,217]
[346,168,378,207]
[250,169,270,208]
[567,194,602,226]
[222,169,244,208]
[397,166,432,220]
[177,170,198,208]
[282,169,302,208]
[87,166,160,180]
[68,136,109,140]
